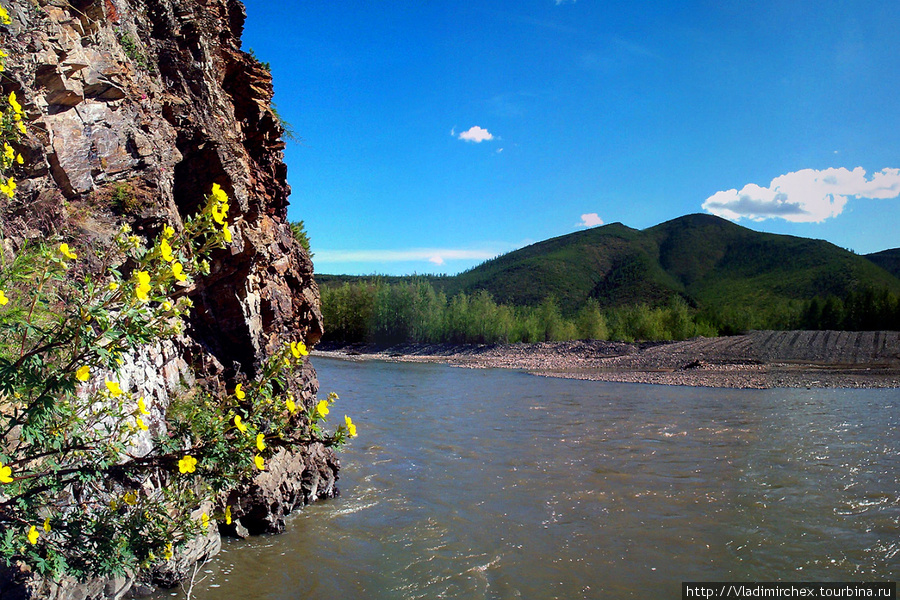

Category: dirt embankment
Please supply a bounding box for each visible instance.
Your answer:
[315,331,900,389]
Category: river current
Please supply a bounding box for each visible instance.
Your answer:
[161,357,899,599]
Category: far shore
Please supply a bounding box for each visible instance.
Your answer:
[314,330,900,389]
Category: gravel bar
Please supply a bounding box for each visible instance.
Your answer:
[315,331,900,389]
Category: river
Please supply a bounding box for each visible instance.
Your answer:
[159,357,900,599]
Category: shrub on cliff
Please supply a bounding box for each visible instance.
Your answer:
[0,89,355,579]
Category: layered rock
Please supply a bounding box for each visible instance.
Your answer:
[0,0,333,596]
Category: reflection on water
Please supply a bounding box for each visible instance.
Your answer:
[158,358,899,599]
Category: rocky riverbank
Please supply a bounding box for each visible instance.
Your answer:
[316,330,900,389]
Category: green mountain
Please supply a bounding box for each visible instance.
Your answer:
[318,214,900,316]
[866,248,900,279]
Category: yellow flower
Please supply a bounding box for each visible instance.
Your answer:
[161,300,172,311]
[135,271,152,302]
[159,238,174,262]
[59,243,77,260]
[171,261,187,282]
[234,414,248,434]
[235,383,246,400]
[105,380,123,397]
[344,415,357,438]
[108,281,119,291]
[201,512,209,528]
[254,454,265,470]
[15,121,25,135]
[0,462,13,483]
[222,224,232,243]
[291,341,308,358]
[75,365,90,381]
[43,518,51,533]
[285,395,297,413]
[15,153,22,164]
[27,525,39,545]
[178,454,197,474]
[225,505,232,525]
[137,397,151,415]
[123,491,138,505]
[0,290,8,305]
[9,91,22,116]
[211,183,229,205]
[0,176,16,199]
[2,142,13,164]
[135,417,148,431]
[256,433,266,451]
[0,6,10,25]
[316,399,329,417]
[164,542,173,560]
[163,224,175,238]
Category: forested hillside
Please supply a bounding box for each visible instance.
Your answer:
[318,215,900,344]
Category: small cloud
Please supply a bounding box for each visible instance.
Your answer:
[496,148,504,154]
[578,213,604,227]
[702,167,900,223]
[458,126,494,143]
[450,127,456,137]
[314,248,502,264]
[555,0,575,4]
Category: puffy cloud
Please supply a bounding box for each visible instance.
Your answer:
[702,167,900,223]
[578,213,604,227]
[315,248,500,264]
[458,126,494,143]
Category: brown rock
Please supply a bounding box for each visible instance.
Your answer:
[0,0,334,596]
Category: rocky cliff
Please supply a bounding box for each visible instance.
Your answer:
[0,0,335,597]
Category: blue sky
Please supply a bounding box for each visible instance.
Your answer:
[241,0,900,275]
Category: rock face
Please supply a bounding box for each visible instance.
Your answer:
[0,0,333,597]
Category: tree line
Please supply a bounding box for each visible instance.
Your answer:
[319,279,900,345]
[320,279,718,344]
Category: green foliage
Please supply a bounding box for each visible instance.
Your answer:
[799,286,900,331]
[289,220,312,256]
[270,102,298,142]
[248,48,272,73]
[320,213,900,338]
[866,248,900,279]
[0,85,355,578]
[115,29,154,73]
[110,182,140,214]
[319,279,717,344]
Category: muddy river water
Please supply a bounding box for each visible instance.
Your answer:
[160,357,899,599]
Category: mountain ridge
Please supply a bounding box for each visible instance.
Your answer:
[318,214,900,317]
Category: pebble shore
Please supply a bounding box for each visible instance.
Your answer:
[315,331,900,389]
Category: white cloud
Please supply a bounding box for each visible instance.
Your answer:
[314,248,500,264]
[458,126,494,143]
[578,213,604,227]
[702,167,900,223]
